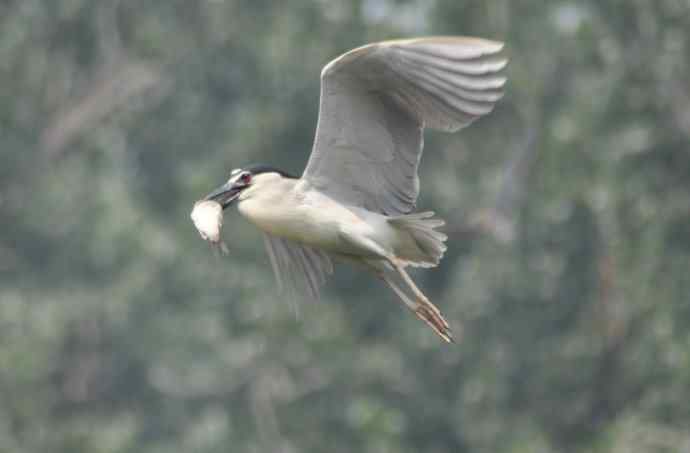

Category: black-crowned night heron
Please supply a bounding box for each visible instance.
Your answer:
[193,37,507,342]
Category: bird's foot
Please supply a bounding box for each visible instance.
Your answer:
[414,304,454,343]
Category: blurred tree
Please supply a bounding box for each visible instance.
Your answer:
[0,1,688,452]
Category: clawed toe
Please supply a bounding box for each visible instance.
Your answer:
[415,305,454,343]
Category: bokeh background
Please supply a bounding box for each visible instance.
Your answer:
[2,1,690,452]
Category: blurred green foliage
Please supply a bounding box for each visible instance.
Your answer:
[1,0,689,452]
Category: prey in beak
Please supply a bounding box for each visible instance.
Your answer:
[191,168,253,254]
[204,169,253,209]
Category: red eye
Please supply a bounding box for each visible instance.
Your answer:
[240,173,252,184]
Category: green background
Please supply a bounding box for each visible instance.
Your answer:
[1,1,689,451]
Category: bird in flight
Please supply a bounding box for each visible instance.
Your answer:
[193,37,507,342]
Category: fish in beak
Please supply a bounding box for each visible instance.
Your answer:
[192,169,252,253]
[190,199,229,254]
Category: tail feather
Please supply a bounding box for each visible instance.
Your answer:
[388,211,448,267]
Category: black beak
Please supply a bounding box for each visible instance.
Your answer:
[204,181,243,209]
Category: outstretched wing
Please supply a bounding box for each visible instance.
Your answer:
[263,234,333,302]
[302,36,507,215]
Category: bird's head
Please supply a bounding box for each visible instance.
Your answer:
[204,164,297,209]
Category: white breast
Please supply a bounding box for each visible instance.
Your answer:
[237,178,368,252]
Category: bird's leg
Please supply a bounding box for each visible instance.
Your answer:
[380,274,418,311]
[381,273,452,342]
[388,259,454,343]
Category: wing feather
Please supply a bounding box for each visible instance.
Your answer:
[302,36,507,214]
[263,234,333,302]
